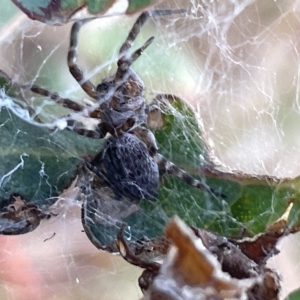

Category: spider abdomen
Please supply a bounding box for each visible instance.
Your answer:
[94,133,159,201]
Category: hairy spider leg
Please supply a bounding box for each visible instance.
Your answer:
[68,18,98,99]
[115,36,154,84]
[116,224,161,271]
[28,18,99,107]
[81,198,117,252]
[30,85,84,111]
[118,9,186,57]
[115,9,185,82]
[154,153,226,199]
[94,12,157,105]
[30,84,109,138]
[64,119,110,139]
[85,160,112,191]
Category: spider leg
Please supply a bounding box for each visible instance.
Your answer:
[118,11,152,57]
[155,153,225,199]
[116,224,161,271]
[116,37,154,78]
[81,198,118,252]
[116,9,186,81]
[119,9,185,57]
[129,37,154,64]
[86,160,111,187]
[133,125,158,156]
[30,85,85,111]
[66,119,109,139]
[129,127,223,199]
[30,84,111,138]
[68,18,98,99]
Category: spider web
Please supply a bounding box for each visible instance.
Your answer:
[0,0,300,299]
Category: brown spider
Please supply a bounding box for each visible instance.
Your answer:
[27,9,225,203]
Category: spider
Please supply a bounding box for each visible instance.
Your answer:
[26,9,225,203]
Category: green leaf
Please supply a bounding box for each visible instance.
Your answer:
[147,95,300,236]
[285,288,300,300]
[0,79,103,207]
[2,62,299,243]
[11,0,158,23]
[0,107,103,204]
[82,95,300,250]
[0,70,15,97]
[126,0,156,14]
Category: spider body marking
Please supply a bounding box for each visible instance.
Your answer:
[28,9,225,201]
[89,132,159,201]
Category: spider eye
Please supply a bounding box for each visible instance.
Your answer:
[96,81,113,94]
